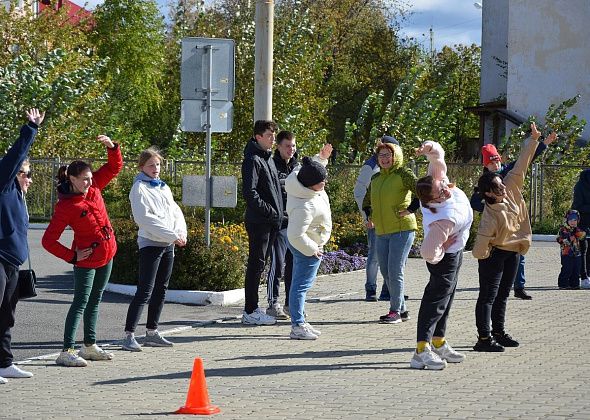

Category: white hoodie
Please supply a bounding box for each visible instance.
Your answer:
[285,157,332,256]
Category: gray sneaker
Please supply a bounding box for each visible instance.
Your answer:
[290,324,318,340]
[267,303,289,320]
[432,342,465,363]
[143,331,173,347]
[122,334,142,352]
[410,347,447,370]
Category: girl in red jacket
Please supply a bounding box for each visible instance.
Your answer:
[42,135,123,367]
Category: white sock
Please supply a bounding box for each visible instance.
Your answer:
[146,329,157,336]
[125,331,134,338]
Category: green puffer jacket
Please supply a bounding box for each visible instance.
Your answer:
[365,144,417,235]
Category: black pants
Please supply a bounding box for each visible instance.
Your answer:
[245,222,278,314]
[0,260,19,368]
[125,245,175,333]
[577,238,590,279]
[416,251,463,343]
[266,228,293,307]
[475,248,519,337]
[558,255,581,288]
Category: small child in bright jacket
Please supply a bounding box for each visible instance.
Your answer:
[556,209,586,290]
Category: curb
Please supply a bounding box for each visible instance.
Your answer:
[532,234,555,242]
[104,283,245,306]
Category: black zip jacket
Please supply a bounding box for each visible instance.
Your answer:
[272,150,298,229]
[241,138,284,227]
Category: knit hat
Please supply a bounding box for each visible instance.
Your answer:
[381,135,399,146]
[481,144,501,166]
[566,209,580,223]
[297,157,327,187]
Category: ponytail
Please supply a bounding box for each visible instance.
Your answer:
[56,160,92,187]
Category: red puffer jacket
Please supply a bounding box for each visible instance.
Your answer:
[42,144,123,269]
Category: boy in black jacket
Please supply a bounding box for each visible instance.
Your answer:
[241,120,284,325]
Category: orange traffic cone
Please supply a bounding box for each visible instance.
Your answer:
[175,358,221,415]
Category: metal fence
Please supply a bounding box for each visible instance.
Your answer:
[23,157,586,226]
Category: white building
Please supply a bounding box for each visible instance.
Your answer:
[473,0,590,145]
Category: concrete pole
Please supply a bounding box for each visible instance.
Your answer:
[254,0,274,121]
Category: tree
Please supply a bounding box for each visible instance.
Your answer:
[91,0,167,147]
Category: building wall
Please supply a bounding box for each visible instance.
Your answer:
[507,0,590,137]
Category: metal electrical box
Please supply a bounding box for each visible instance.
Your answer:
[182,175,237,208]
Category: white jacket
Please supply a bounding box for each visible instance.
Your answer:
[285,157,332,256]
[129,177,187,246]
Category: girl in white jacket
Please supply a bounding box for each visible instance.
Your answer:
[286,144,332,340]
[122,147,187,352]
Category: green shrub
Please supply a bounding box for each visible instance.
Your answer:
[110,218,245,291]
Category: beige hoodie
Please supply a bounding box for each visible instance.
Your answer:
[472,136,538,259]
[285,156,332,256]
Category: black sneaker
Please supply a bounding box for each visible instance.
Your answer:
[378,294,390,301]
[514,288,532,300]
[400,311,410,322]
[492,332,519,347]
[365,294,378,302]
[473,336,505,352]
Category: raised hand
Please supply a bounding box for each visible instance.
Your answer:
[415,141,433,156]
[25,108,45,126]
[530,122,541,141]
[543,131,558,145]
[96,134,115,149]
[319,143,333,160]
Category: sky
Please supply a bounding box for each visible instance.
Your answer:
[71,0,483,51]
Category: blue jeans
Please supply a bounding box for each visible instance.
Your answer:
[364,228,385,296]
[376,230,415,313]
[287,243,322,326]
[513,254,526,289]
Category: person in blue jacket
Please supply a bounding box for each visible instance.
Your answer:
[470,134,555,300]
[0,109,45,384]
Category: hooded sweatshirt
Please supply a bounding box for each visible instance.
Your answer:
[363,143,418,235]
[241,138,284,227]
[472,136,538,259]
[285,156,331,256]
[0,122,38,267]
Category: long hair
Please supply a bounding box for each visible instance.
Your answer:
[477,171,502,205]
[416,175,437,213]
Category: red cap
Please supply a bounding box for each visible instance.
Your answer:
[481,144,501,166]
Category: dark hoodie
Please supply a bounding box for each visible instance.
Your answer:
[273,149,298,228]
[572,169,590,229]
[241,138,284,227]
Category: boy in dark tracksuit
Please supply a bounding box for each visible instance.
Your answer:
[266,131,298,319]
[556,210,586,290]
[470,135,555,299]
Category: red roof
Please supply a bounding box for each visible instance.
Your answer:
[38,0,93,25]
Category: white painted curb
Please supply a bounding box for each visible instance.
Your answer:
[105,283,244,306]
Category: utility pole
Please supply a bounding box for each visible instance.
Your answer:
[254,0,274,121]
[429,26,434,62]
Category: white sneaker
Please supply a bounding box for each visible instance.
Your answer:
[581,278,590,289]
[0,364,33,378]
[290,324,318,340]
[303,322,321,336]
[242,308,277,325]
[410,347,447,370]
[56,349,88,367]
[0,376,6,384]
[143,330,173,347]
[432,342,465,363]
[78,344,114,361]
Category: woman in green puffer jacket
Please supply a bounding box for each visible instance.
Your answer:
[363,141,419,324]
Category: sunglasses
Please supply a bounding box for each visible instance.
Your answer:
[18,170,32,179]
